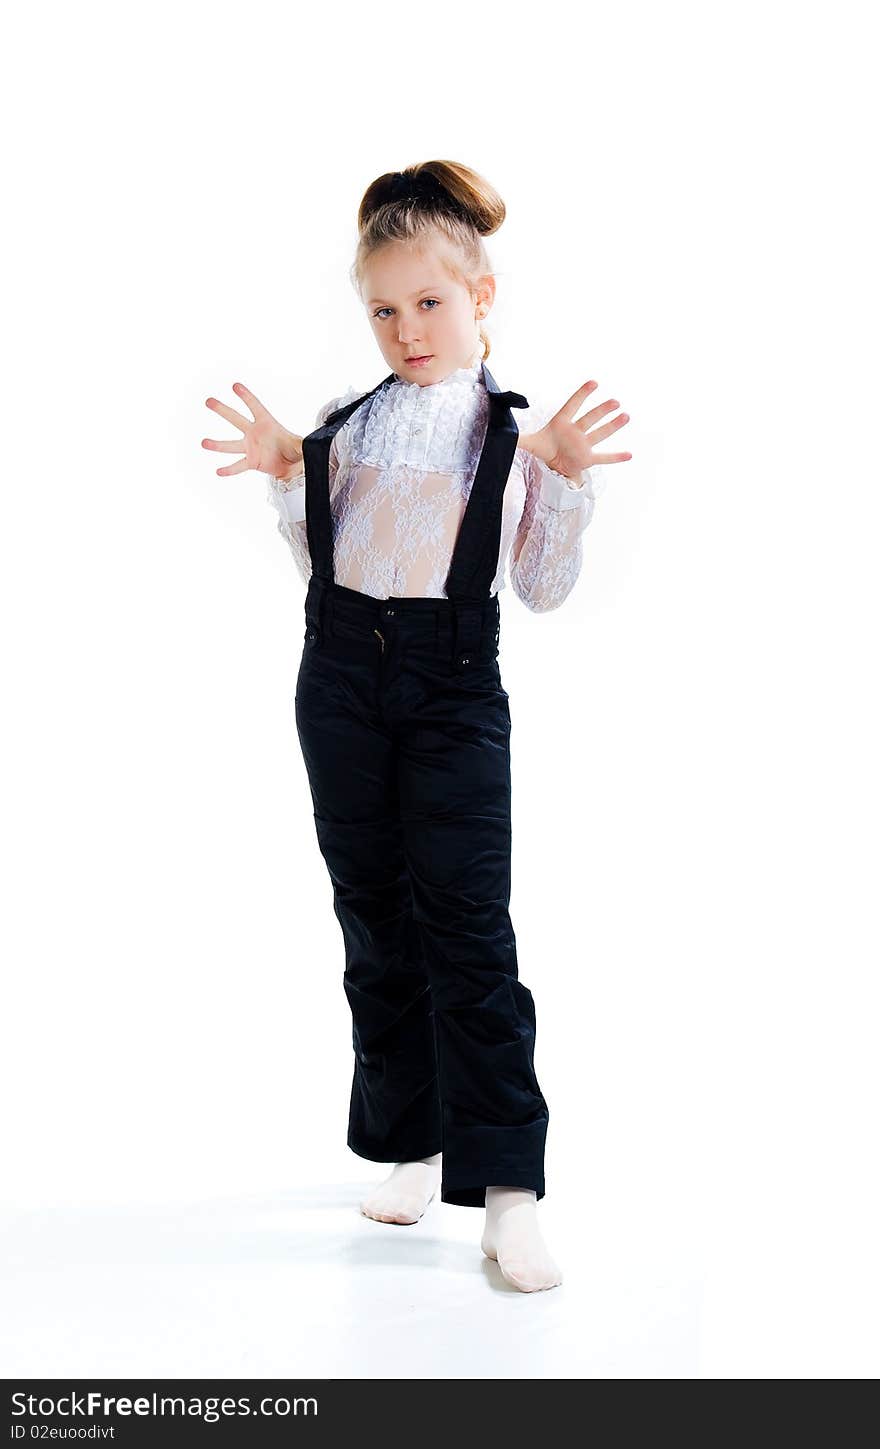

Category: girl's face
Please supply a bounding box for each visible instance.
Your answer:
[363,240,495,385]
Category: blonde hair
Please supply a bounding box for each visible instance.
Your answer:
[350,160,506,362]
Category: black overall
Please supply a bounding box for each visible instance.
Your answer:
[294,361,550,1208]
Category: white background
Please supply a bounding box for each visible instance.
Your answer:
[2,0,877,1378]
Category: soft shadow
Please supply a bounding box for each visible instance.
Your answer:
[0,1185,480,1276]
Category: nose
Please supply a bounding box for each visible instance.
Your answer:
[397,317,422,343]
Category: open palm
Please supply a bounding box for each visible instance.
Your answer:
[537,381,632,480]
[201,382,302,480]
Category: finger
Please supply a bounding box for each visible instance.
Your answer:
[214,456,251,477]
[558,380,600,419]
[202,437,250,453]
[590,451,633,464]
[587,413,630,446]
[575,398,622,429]
[205,396,252,433]
[231,381,270,419]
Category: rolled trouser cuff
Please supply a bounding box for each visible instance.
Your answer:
[439,1114,549,1208]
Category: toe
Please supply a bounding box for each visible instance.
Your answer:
[499,1261,539,1291]
[498,1259,563,1293]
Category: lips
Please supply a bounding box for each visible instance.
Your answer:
[405,355,433,364]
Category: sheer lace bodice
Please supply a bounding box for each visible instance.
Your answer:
[265,357,606,612]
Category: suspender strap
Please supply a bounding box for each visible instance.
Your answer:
[444,376,529,604]
[300,373,395,584]
[304,575,328,646]
[446,369,528,670]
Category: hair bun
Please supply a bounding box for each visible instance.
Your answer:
[357,161,504,238]
[382,170,461,213]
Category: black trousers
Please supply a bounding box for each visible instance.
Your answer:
[294,576,549,1208]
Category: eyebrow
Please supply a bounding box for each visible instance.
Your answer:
[367,285,446,306]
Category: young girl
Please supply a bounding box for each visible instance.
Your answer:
[202,161,631,1294]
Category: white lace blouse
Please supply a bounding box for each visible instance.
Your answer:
[265,357,606,612]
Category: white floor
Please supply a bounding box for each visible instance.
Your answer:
[1,1173,700,1378]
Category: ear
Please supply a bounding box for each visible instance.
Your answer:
[474,273,496,318]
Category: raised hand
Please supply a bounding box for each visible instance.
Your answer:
[528,381,632,481]
[202,382,303,482]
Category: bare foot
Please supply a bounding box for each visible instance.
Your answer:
[360,1154,442,1225]
[481,1186,563,1292]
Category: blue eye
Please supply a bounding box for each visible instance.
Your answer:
[373,299,440,319]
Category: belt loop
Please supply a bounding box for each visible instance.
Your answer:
[477,596,500,659]
[452,600,483,670]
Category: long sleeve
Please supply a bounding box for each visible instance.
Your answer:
[265,384,363,583]
[508,396,606,613]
